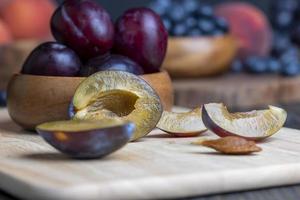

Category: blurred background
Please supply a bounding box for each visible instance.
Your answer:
[1,0,300,128]
[56,0,269,19]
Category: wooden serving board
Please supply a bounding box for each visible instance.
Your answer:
[173,74,300,109]
[1,108,300,200]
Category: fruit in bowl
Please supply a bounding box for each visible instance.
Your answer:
[114,8,168,74]
[7,0,174,140]
[21,42,82,76]
[80,54,144,76]
[150,0,237,77]
[51,0,114,60]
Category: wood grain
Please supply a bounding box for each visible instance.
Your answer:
[173,74,300,109]
[0,108,300,200]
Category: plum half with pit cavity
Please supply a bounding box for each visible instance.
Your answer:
[157,108,207,137]
[36,119,134,159]
[202,103,287,141]
[70,71,163,141]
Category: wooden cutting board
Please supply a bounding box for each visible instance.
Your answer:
[0,108,300,200]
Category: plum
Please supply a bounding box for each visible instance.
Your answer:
[202,103,287,141]
[157,108,207,137]
[21,42,81,76]
[114,8,168,73]
[51,0,114,60]
[71,71,163,141]
[37,119,134,159]
[80,54,144,76]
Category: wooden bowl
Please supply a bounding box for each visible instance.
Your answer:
[0,40,40,91]
[162,35,237,78]
[7,71,174,130]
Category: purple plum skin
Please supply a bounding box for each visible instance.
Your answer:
[51,0,114,60]
[21,42,81,76]
[114,8,168,74]
[202,105,263,141]
[79,54,144,76]
[37,123,135,159]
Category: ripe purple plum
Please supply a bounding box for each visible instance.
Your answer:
[21,42,81,76]
[80,54,144,76]
[114,8,168,73]
[51,0,114,60]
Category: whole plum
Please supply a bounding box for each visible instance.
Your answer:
[51,0,114,60]
[21,42,82,76]
[114,8,168,73]
[80,54,144,76]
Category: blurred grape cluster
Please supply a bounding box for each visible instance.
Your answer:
[149,0,229,37]
[0,92,6,107]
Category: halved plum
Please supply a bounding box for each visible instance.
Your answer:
[71,71,163,141]
[157,108,207,137]
[36,119,134,159]
[202,103,287,141]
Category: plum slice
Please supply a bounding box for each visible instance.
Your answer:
[157,108,207,137]
[36,119,134,159]
[71,71,162,141]
[202,103,287,141]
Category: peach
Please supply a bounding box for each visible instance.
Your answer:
[0,0,56,39]
[215,2,272,59]
[0,18,11,44]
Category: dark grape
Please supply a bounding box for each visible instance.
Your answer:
[291,25,300,46]
[182,0,199,13]
[198,19,215,35]
[267,58,281,73]
[185,17,198,29]
[0,91,6,107]
[162,18,172,32]
[172,23,188,36]
[245,57,268,74]
[80,54,144,76]
[51,0,114,60]
[167,4,187,23]
[114,8,168,73]
[271,32,292,57]
[148,1,229,37]
[274,11,294,29]
[281,62,300,76]
[280,46,299,65]
[21,42,81,77]
[215,17,229,33]
[188,29,202,37]
[197,5,214,18]
[231,59,244,73]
